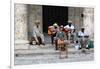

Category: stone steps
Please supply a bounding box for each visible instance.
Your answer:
[15,44,75,49]
[15,48,94,55]
[15,53,94,65]
[14,44,94,65]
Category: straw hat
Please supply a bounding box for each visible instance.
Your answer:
[68,20,72,23]
[35,20,40,25]
[80,27,85,30]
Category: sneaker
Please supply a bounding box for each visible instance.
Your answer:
[86,47,90,50]
[36,42,40,45]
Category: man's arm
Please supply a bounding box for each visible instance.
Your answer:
[64,32,67,40]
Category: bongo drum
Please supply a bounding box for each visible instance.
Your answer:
[58,39,64,45]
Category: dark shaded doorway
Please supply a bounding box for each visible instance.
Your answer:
[43,5,68,33]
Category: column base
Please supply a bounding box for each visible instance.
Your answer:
[15,40,29,44]
[15,40,29,49]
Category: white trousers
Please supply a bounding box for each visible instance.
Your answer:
[33,33,44,43]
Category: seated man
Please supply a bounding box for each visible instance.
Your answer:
[64,21,75,30]
[30,20,45,45]
[78,27,89,52]
[64,20,75,40]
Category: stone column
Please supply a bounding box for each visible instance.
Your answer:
[83,8,94,40]
[14,4,28,44]
[28,5,43,39]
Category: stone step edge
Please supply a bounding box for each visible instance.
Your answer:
[15,48,94,54]
[14,44,80,50]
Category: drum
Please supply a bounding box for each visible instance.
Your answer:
[80,37,89,48]
[58,39,64,45]
[88,40,94,48]
[48,29,52,35]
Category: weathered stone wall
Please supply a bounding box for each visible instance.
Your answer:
[14,4,94,43]
[14,4,28,44]
[68,7,94,39]
[83,8,94,40]
[68,7,83,31]
[14,4,43,43]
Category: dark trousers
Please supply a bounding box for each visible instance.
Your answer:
[51,33,58,50]
[51,34,56,44]
[55,39,58,50]
[29,36,42,45]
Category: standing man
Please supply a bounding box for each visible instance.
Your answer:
[48,23,59,50]
[50,23,59,45]
[53,23,59,50]
[32,20,45,45]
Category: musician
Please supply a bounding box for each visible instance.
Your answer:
[78,27,89,53]
[48,23,59,45]
[78,27,87,37]
[64,20,75,40]
[64,20,75,31]
[71,29,78,43]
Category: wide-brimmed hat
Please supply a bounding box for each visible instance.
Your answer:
[35,20,40,24]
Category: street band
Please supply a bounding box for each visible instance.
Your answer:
[30,20,91,59]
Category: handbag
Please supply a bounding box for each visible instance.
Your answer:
[58,39,64,45]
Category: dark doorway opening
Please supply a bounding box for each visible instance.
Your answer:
[43,5,68,33]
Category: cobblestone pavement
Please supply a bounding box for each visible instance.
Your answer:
[14,34,94,65]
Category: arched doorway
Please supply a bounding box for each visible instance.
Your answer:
[43,5,68,33]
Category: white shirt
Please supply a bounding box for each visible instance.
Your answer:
[33,26,41,36]
[78,31,88,37]
[64,25,75,30]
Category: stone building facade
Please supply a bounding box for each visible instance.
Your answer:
[14,4,43,44]
[68,7,84,31]
[14,4,28,44]
[68,7,94,39]
[27,5,43,40]
[14,3,94,45]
